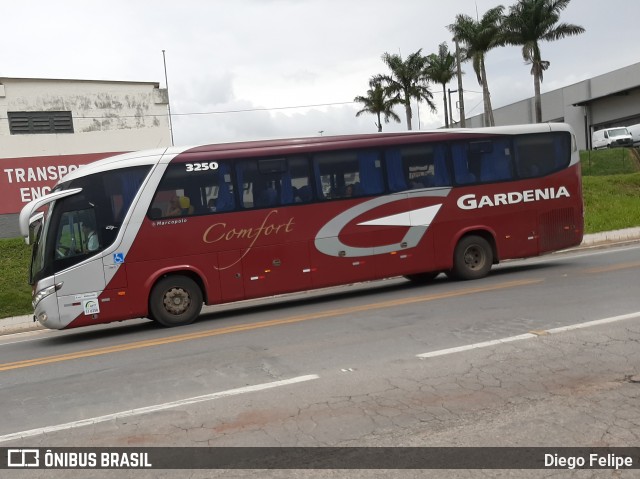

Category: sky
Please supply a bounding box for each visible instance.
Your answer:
[2,0,639,146]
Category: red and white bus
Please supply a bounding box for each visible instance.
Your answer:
[19,123,583,330]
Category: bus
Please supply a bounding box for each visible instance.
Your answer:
[19,123,583,330]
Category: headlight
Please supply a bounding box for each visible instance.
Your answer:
[32,282,63,309]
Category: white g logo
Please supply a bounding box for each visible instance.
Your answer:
[314,189,449,258]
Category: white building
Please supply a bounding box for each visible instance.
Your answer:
[462,62,640,151]
[0,77,172,237]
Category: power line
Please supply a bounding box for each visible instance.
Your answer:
[0,100,358,122]
[172,101,357,116]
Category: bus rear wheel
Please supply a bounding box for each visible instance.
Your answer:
[451,235,493,280]
[150,275,203,327]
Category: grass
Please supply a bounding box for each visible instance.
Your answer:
[580,147,640,176]
[0,238,33,318]
[580,148,640,232]
[582,173,640,233]
[2,148,639,319]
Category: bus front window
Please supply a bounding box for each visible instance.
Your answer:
[29,215,46,285]
[55,209,98,259]
[26,165,152,287]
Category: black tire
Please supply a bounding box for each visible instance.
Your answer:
[451,235,493,280]
[149,275,203,327]
[404,272,439,283]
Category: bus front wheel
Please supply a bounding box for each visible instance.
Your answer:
[150,275,203,327]
[451,235,493,280]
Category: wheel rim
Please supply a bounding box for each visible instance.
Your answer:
[163,287,191,315]
[463,245,486,271]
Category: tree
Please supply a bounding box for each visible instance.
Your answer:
[376,49,435,131]
[353,78,401,132]
[503,0,584,123]
[448,6,505,127]
[426,42,457,128]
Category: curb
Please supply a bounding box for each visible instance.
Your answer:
[0,314,42,335]
[579,227,640,246]
[2,227,639,336]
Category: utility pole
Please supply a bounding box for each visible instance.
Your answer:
[448,88,456,127]
[455,39,466,127]
[162,50,174,146]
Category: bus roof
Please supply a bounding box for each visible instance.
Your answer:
[59,123,573,183]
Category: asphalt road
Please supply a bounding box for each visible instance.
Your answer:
[1,242,639,477]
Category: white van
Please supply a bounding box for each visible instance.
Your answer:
[626,123,640,147]
[592,127,634,149]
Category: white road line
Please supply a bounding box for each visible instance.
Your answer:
[417,334,536,358]
[417,311,640,359]
[498,243,640,268]
[0,374,319,444]
[545,311,640,334]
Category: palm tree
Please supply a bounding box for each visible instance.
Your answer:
[354,78,401,132]
[376,49,435,131]
[448,6,505,127]
[502,0,584,123]
[426,42,457,128]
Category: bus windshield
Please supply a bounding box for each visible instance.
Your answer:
[29,165,152,284]
[29,212,46,284]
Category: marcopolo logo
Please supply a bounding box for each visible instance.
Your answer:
[457,186,570,210]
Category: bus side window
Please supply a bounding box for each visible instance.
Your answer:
[478,139,513,183]
[385,148,406,192]
[288,157,313,204]
[150,160,236,217]
[514,133,569,178]
[432,144,451,187]
[313,149,383,199]
[213,163,235,212]
[386,144,452,192]
[235,156,311,209]
[451,143,477,185]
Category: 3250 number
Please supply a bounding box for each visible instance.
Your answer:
[185,162,219,172]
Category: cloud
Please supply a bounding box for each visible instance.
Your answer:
[1,0,638,146]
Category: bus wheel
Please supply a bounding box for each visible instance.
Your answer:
[150,276,203,327]
[404,272,439,283]
[451,235,493,280]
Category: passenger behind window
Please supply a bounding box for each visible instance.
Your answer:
[296,185,312,202]
[409,177,423,189]
[166,195,182,217]
[179,196,194,215]
[344,184,354,197]
[255,187,278,207]
[82,220,99,252]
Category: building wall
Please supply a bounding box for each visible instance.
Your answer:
[0,78,170,157]
[0,77,172,238]
[463,62,640,151]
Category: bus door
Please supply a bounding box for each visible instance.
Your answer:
[217,250,246,303]
[52,207,108,326]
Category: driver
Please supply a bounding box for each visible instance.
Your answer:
[82,222,99,251]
